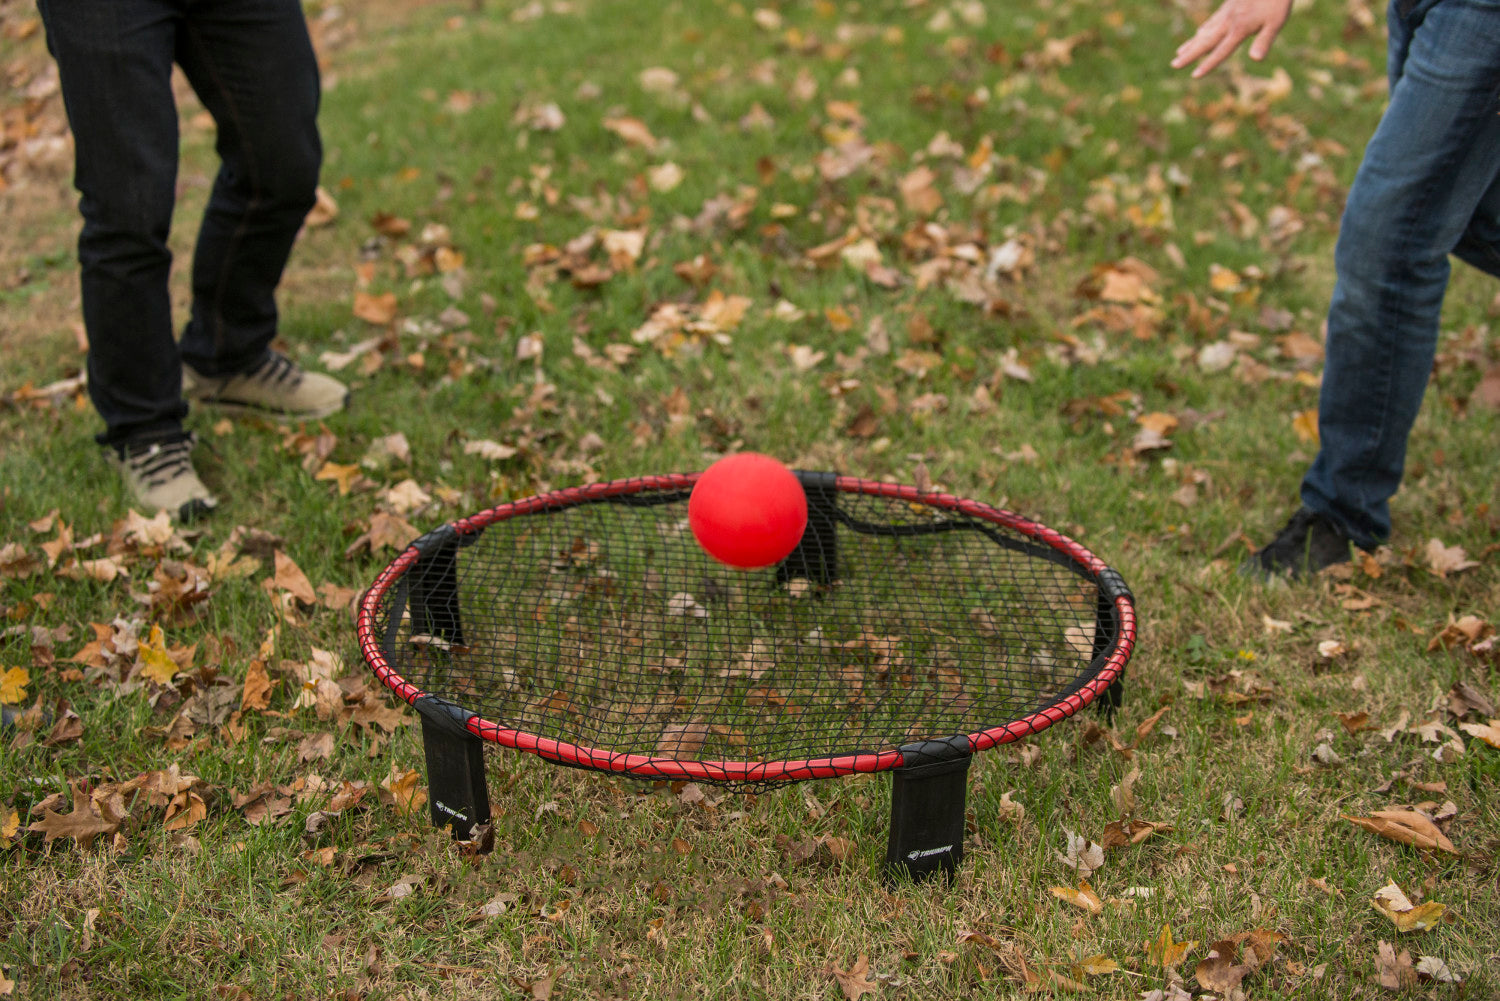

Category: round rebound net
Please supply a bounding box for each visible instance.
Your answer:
[357,471,1136,881]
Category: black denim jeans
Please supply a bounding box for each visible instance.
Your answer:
[36,0,322,445]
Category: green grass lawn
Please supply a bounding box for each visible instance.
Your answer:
[2,1,1497,998]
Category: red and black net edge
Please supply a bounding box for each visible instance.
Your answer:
[356,473,1137,791]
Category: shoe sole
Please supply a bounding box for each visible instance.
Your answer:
[188,392,350,420]
[177,497,219,521]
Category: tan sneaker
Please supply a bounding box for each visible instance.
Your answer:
[183,350,348,419]
[105,434,218,521]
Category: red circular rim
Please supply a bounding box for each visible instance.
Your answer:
[356,474,1136,783]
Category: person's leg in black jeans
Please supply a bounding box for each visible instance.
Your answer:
[36,0,187,447]
[35,0,321,445]
[175,0,322,379]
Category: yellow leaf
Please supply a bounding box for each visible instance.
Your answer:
[1146,924,1197,968]
[380,767,428,817]
[699,290,751,333]
[824,305,855,332]
[139,625,178,685]
[1208,264,1242,293]
[1291,408,1319,444]
[1074,955,1120,976]
[1049,881,1104,914]
[1459,719,1500,748]
[1372,884,1450,932]
[315,462,362,496]
[0,666,29,704]
[1136,411,1180,436]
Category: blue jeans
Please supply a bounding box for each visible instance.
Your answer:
[1301,0,1500,549]
[36,0,321,446]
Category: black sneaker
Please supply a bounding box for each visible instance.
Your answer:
[104,432,218,521]
[1240,507,1353,581]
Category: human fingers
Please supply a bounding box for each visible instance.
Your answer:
[1189,31,1249,77]
[1171,11,1228,69]
[1247,19,1286,60]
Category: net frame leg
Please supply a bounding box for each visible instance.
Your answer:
[884,743,972,885]
[1093,569,1131,719]
[779,470,840,586]
[410,525,467,647]
[416,697,491,838]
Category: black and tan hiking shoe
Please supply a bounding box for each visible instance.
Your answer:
[105,433,217,521]
[184,350,348,419]
[1239,507,1353,582]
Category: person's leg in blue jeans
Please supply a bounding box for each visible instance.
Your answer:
[1248,0,1500,576]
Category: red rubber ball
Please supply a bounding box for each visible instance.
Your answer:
[688,453,809,569]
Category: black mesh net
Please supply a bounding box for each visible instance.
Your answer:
[364,476,1124,790]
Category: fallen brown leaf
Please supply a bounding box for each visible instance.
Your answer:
[1049,881,1103,914]
[1459,718,1500,748]
[1372,882,1452,932]
[824,954,878,1000]
[1342,810,1456,853]
[1376,940,1415,989]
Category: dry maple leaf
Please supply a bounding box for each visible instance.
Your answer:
[655,720,709,757]
[1056,827,1105,876]
[28,782,119,847]
[314,461,364,497]
[1425,538,1478,577]
[1291,408,1319,444]
[1049,881,1103,914]
[1195,940,1252,994]
[824,954,878,1000]
[1446,680,1496,718]
[0,666,29,705]
[379,767,427,816]
[1,808,20,847]
[1427,615,1494,653]
[1375,941,1416,990]
[240,658,274,712]
[271,551,317,605]
[1415,955,1462,983]
[1372,882,1451,933]
[463,439,520,461]
[353,290,398,325]
[348,696,408,734]
[137,624,179,685]
[1146,924,1197,969]
[1459,719,1500,748]
[1110,765,1140,816]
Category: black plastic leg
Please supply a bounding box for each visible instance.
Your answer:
[1093,569,1133,720]
[779,471,840,586]
[410,526,466,647]
[884,752,972,884]
[416,699,490,838]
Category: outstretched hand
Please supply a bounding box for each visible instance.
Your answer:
[1171,0,1295,77]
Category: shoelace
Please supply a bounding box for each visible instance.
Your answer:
[249,351,301,387]
[123,437,195,488]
